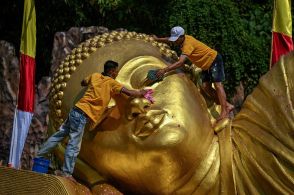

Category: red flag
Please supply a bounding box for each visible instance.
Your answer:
[270,0,293,68]
[9,0,36,168]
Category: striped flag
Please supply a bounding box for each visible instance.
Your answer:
[9,0,36,168]
[271,0,293,67]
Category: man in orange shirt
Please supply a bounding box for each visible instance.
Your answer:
[36,60,147,180]
[153,26,234,121]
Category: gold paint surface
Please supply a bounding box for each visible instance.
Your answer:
[79,55,214,194]
[47,32,294,194]
[232,52,294,194]
[0,166,90,195]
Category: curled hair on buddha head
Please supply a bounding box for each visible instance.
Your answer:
[102,60,119,76]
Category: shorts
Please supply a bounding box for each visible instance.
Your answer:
[201,53,225,83]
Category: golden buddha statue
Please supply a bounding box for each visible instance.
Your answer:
[42,32,294,194]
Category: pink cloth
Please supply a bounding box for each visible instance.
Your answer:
[144,89,155,104]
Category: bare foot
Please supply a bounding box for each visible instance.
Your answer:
[54,170,77,183]
[226,103,235,113]
[7,163,14,168]
[216,111,229,122]
[64,175,77,183]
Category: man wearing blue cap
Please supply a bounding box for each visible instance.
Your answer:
[153,26,234,121]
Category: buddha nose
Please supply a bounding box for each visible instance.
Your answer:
[127,98,151,120]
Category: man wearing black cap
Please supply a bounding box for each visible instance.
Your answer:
[153,26,234,121]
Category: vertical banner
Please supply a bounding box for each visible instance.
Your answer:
[9,0,36,168]
[271,0,293,68]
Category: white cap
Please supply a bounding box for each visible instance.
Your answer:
[168,26,185,41]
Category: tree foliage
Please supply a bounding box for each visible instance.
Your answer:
[0,0,287,97]
[164,0,272,96]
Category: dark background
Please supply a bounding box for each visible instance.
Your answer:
[0,0,292,96]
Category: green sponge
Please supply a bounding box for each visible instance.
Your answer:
[145,69,163,85]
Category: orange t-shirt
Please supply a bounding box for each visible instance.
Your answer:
[181,35,217,70]
[75,73,123,125]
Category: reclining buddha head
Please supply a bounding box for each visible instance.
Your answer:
[49,32,215,194]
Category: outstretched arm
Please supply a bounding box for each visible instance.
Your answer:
[156,54,187,78]
[121,87,147,98]
[153,35,170,44]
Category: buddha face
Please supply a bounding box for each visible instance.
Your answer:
[79,56,214,193]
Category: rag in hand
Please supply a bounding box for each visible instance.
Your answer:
[144,89,155,104]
